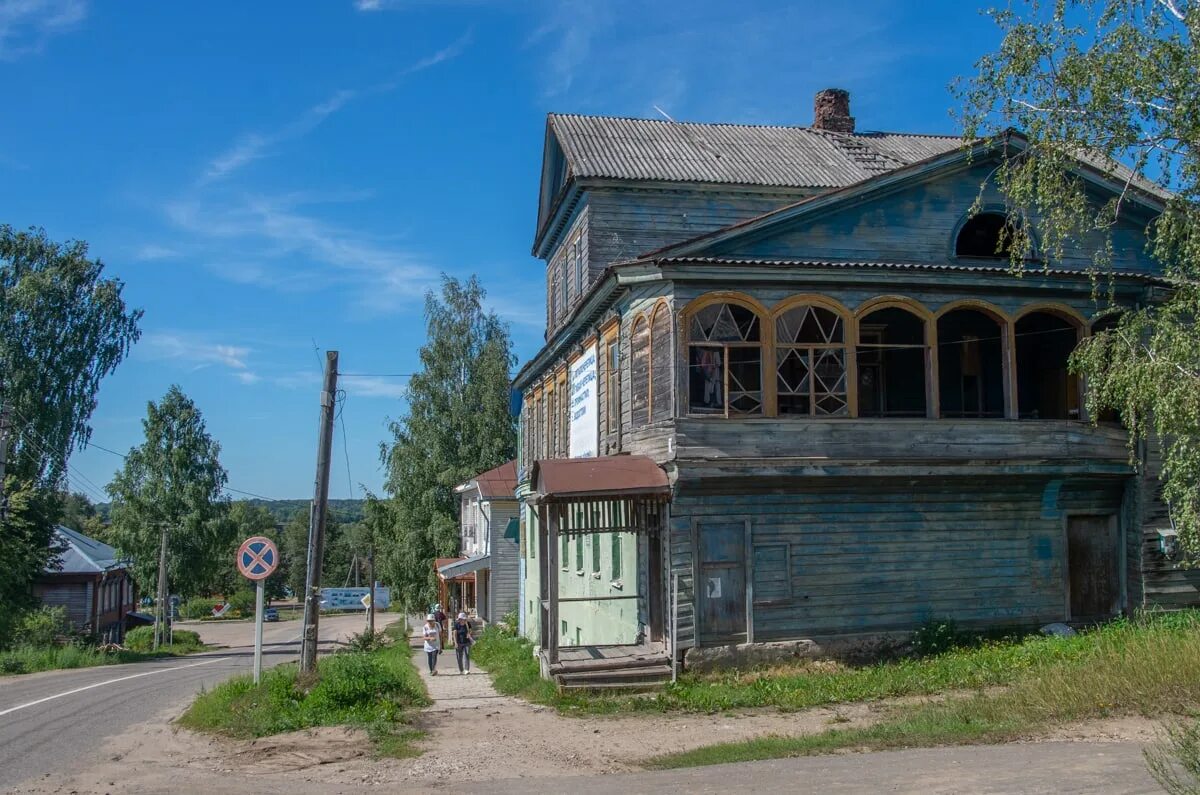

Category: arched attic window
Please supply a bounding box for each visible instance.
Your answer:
[687,301,763,416]
[956,212,1017,259]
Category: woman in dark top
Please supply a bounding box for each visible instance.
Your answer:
[452,612,474,674]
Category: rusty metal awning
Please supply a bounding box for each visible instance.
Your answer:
[532,456,670,504]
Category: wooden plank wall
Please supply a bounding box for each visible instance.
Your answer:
[489,500,522,621]
[587,187,811,271]
[705,162,1158,274]
[1136,436,1200,609]
[672,475,1127,644]
[674,418,1131,465]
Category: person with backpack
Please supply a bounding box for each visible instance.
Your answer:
[422,613,442,675]
[452,612,474,674]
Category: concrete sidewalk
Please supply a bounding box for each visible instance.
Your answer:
[408,617,516,711]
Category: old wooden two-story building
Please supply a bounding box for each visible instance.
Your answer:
[514,90,1193,686]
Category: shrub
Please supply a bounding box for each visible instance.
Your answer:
[345,629,389,653]
[124,626,155,651]
[498,609,519,637]
[12,606,70,648]
[181,598,220,620]
[227,589,256,616]
[911,619,963,657]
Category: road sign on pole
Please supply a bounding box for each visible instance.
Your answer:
[237,536,279,684]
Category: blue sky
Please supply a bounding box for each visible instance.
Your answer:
[0,0,1002,501]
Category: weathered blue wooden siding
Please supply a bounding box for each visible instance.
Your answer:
[587,187,813,270]
[702,162,1160,274]
[671,475,1126,644]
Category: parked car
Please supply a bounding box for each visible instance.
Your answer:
[263,607,279,622]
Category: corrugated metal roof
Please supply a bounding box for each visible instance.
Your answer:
[472,459,518,500]
[656,256,1165,281]
[548,114,963,188]
[47,526,124,575]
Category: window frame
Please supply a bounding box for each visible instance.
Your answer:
[685,300,766,418]
[774,303,849,417]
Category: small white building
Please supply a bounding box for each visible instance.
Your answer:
[437,460,520,623]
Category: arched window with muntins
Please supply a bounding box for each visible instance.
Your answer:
[956,212,1016,258]
[775,304,848,416]
[631,316,650,426]
[687,302,763,416]
[650,304,672,422]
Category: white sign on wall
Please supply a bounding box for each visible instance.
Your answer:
[569,343,599,458]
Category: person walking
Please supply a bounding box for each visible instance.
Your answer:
[422,613,442,675]
[433,603,448,646]
[452,612,474,674]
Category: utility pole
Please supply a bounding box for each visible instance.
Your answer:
[153,523,169,651]
[300,350,338,674]
[0,378,10,521]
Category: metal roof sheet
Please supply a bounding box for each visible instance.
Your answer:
[532,456,670,502]
[656,255,1163,281]
[472,459,518,500]
[547,114,963,188]
[47,526,124,575]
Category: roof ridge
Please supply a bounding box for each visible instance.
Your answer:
[547,112,959,139]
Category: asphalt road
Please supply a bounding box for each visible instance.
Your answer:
[0,612,395,791]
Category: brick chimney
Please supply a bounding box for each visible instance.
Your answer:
[813,88,854,133]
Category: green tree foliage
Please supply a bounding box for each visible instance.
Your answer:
[960,0,1200,552]
[106,386,232,597]
[58,491,106,539]
[380,275,516,607]
[279,508,351,597]
[0,226,140,647]
[211,502,287,600]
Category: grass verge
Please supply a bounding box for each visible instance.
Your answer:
[0,637,208,676]
[646,611,1200,768]
[179,623,429,757]
[473,620,1096,715]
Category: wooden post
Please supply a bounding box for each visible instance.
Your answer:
[743,518,754,644]
[547,503,560,664]
[926,319,940,419]
[300,350,338,674]
[1003,322,1019,419]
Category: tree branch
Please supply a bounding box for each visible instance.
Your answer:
[1156,0,1187,21]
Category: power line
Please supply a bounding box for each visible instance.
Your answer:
[81,427,280,502]
[7,408,109,504]
[338,373,414,378]
[335,390,357,499]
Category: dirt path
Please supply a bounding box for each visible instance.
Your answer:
[8,624,1166,794]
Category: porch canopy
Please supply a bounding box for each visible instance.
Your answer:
[437,554,490,579]
[532,456,671,665]
[531,455,670,535]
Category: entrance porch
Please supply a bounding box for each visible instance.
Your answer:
[531,456,673,689]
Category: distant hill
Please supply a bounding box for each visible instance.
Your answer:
[243,499,366,525]
[94,498,366,525]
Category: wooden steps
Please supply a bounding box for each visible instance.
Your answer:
[556,663,673,690]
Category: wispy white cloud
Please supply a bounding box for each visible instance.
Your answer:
[204,89,356,182]
[132,243,180,261]
[201,32,471,182]
[140,331,253,374]
[165,191,441,313]
[339,375,408,399]
[0,0,85,60]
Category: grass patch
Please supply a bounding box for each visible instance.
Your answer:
[647,611,1200,768]
[179,626,429,757]
[472,622,1096,715]
[0,636,208,676]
